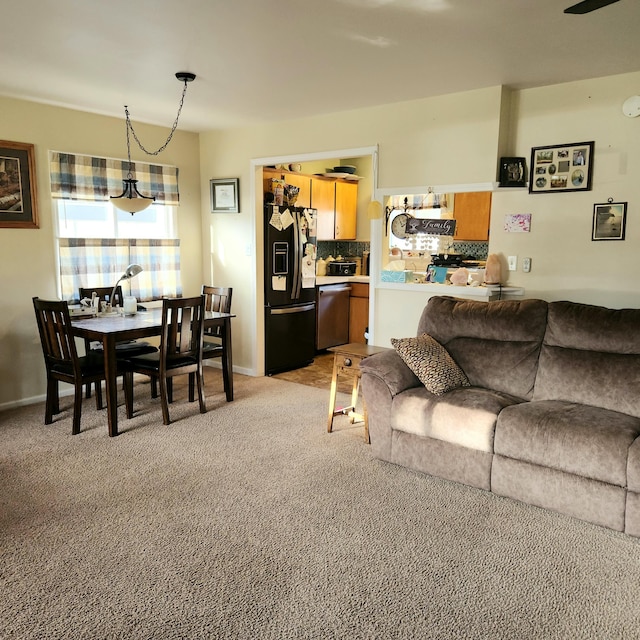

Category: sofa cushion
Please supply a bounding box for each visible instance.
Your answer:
[418,297,548,400]
[533,301,640,419]
[495,400,640,487]
[391,333,469,395]
[390,385,523,453]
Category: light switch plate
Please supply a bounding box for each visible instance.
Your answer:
[508,255,517,271]
[523,257,531,272]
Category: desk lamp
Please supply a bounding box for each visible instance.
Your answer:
[111,264,143,307]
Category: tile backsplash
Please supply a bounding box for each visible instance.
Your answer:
[318,240,488,261]
[317,240,370,260]
[450,242,488,260]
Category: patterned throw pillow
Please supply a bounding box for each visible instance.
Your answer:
[391,333,470,396]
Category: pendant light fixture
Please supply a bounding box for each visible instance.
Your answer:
[111,71,196,214]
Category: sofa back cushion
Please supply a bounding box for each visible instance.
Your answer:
[533,301,640,418]
[418,296,548,400]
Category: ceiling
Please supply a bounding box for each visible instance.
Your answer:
[2,0,639,133]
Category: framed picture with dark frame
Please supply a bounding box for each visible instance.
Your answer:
[529,141,594,194]
[592,200,627,241]
[210,178,239,213]
[0,140,39,228]
[498,157,527,187]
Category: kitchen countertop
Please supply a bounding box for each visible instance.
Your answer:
[316,275,370,286]
[314,275,522,298]
[377,280,524,297]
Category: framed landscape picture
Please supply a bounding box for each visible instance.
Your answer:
[529,141,594,194]
[592,201,626,241]
[0,140,39,228]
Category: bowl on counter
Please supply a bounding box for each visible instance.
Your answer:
[333,165,357,174]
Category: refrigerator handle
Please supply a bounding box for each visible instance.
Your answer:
[291,210,301,300]
[269,302,315,315]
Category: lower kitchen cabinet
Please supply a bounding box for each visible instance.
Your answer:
[348,282,369,344]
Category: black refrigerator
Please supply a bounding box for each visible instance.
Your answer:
[264,204,317,375]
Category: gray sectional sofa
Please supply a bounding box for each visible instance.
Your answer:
[360,295,640,536]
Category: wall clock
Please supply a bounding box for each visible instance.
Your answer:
[391,213,410,239]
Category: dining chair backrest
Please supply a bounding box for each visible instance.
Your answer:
[33,296,133,434]
[161,295,206,368]
[201,285,232,338]
[79,286,124,308]
[33,297,80,375]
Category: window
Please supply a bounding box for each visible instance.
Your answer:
[57,199,175,239]
[387,193,453,255]
[50,151,182,302]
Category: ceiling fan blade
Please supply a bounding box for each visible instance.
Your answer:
[564,0,620,14]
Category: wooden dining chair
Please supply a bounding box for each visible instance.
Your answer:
[78,286,158,398]
[127,295,207,425]
[201,285,232,397]
[32,297,133,435]
[79,285,124,309]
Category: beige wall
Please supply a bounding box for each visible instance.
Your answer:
[201,72,640,369]
[3,70,639,406]
[490,72,640,309]
[0,97,201,408]
[200,86,504,375]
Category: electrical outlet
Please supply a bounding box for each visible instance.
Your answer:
[508,255,517,271]
[522,257,531,272]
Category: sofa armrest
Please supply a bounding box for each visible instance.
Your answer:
[359,349,421,396]
[360,350,420,460]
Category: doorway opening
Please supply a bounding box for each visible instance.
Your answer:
[250,146,378,376]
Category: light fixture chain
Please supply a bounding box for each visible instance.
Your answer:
[125,79,190,157]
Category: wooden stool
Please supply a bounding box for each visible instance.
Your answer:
[327,343,389,442]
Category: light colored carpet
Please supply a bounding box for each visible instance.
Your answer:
[2,373,640,639]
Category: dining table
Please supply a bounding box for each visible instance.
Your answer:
[71,308,235,436]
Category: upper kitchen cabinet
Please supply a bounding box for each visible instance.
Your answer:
[263,167,359,240]
[263,168,312,208]
[453,192,492,241]
[334,180,357,240]
[312,176,336,240]
[311,176,358,241]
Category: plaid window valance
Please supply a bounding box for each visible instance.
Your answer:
[49,151,179,206]
[59,238,182,303]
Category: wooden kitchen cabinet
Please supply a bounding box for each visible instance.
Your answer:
[348,282,369,344]
[264,168,358,240]
[312,176,358,240]
[335,180,357,240]
[311,176,336,240]
[453,192,492,241]
[263,168,312,208]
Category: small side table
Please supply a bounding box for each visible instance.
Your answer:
[327,343,389,443]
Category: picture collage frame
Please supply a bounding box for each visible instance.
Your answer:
[529,141,594,194]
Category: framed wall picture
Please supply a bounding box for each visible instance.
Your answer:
[529,141,594,194]
[0,140,39,228]
[210,178,239,213]
[592,201,626,241]
[499,157,527,187]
